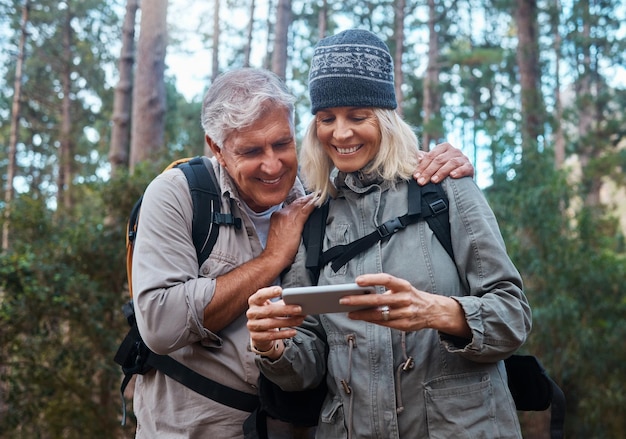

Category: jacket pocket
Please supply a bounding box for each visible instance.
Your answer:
[318,397,348,437]
[424,372,497,439]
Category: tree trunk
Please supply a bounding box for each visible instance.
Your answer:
[422,0,441,152]
[514,0,543,162]
[243,0,255,67]
[318,0,328,39]
[263,0,274,70]
[393,0,405,116]
[211,0,220,81]
[130,0,168,172]
[575,0,601,207]
[109,0,139,178]
[3,0,30,251]
[271,0,291,80]
[552,0,565,169]
[59,6,74,211]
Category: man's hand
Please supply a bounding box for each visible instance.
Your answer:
[414,142,475,185]
[264,194,317,268]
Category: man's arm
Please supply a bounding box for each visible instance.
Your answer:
[414,142,475,185]
[203,194,316,332]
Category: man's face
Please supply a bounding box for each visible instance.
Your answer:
[209,106,298,212]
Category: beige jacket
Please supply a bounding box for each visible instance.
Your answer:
[132,157,305,438]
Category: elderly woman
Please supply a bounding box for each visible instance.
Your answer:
[246,29,531,438]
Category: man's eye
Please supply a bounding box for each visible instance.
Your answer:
[242,149,262,156]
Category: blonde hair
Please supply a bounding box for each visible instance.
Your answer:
[300,108,420,203]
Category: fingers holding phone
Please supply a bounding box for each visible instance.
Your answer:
[246,286,305,348]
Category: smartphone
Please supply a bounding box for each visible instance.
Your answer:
[281,283,376,315]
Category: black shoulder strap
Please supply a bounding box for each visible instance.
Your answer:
[177,157,241,266]
[416,180,454,261]
[146,353,259,413]
[303,199,330,284]
[302,180,453,284]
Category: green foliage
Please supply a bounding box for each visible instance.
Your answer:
[163,78,205,159]
[1,0,624,437]
[0,186,131,438]
[487,156,626,437]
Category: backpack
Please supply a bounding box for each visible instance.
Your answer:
[114,157,257,426]
[260,178,565,439]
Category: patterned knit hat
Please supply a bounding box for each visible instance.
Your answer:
[309,29,397,114]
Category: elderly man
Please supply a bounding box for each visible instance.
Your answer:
[131,68,474,438]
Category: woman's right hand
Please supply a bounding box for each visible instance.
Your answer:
[246,286,305,360]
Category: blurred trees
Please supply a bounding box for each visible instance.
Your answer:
[129,0,168,171]
[0,0,625,437]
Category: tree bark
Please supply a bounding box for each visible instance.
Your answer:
[422,0,441,151]
[393,0,405,117]
[109,0,139,178]
[243,0,255,67]
[211,0,220,81]
[318,0,327,39]
[552,0,565,169]
[271,0,291,80]
[3,0,30,251]
[59,6,74,211]
[263,0,274,70]
[575,0,601,207]
[130,0,168,172]
[515,0,543,162]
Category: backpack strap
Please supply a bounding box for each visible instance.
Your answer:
[418,181,454,261]
[303,199,330,284]
[146,353,260,413]
[177,157,241,266]
[315,180,452,274]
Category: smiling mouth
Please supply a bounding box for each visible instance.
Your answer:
[334,144,362,154]
[260,176,281,184]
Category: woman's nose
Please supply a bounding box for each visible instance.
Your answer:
[333,120,353,140]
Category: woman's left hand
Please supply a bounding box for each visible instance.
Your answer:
[246,286,306,360]
[340,273,471,338]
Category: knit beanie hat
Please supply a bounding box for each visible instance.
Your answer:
[309,29,397,114]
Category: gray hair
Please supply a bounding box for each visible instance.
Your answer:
[200,68,296,146]
[300,108,419,203]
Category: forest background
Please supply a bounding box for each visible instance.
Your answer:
[1,0,625,438]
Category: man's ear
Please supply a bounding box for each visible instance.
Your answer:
[206,135,226,167]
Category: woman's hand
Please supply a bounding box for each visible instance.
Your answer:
[414,142,475,185]
[246,286,306,360]
[339,273,471,338]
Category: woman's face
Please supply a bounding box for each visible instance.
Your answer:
[315,107,381,173]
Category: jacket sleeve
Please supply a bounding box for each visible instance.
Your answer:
[443,177,532,362]
[132,169,219,355]
[257,315,328,391]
